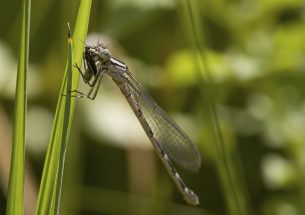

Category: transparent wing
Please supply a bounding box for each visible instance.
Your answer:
[126,72,201,172]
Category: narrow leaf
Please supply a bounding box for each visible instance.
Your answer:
[6,0,31,214]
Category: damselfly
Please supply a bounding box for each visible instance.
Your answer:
[71,43,202,205]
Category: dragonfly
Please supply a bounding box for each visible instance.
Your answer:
[71,43,202,205]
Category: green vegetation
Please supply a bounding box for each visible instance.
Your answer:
[5,0,30,214]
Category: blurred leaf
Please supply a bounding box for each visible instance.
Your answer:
[180,0,252,214]
[166,49,232,86]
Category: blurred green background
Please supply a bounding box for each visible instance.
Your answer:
[1,0,305,214]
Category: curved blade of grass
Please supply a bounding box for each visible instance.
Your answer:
[35,1,92,215]
[180,0,251,214]
[6,0,31,214]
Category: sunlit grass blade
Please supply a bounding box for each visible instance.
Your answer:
[5,0,31,214]
[180,0,251,214]
[35,1,92,214]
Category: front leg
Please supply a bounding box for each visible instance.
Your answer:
[73,63,93,87]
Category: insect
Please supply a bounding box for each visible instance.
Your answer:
[72,43,202,205]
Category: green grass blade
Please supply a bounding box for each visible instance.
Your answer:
[53,23,74,215]
[35,1,92,214]
[5,0,31,214]
[180,0,251,214]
